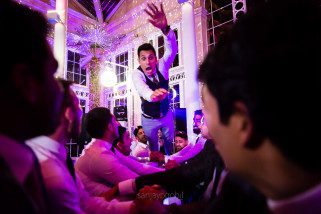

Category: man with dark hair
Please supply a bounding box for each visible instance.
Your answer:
[28,80,136,213]
[75,107,163,197]
[131,126,150,158]
[0,0,63,212]
[193,110,203,136]
[198,0,321,213]
[26,79,83,213]
[132,3,178,155]
[174,131,189,152]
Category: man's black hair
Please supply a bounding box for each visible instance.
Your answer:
[85,107,112,138]
[175,131,188,140]
[137,43,156,58]
[134,126,143,137]
[198,0,321,172]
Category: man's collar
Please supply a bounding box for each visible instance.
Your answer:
[26,135,66,161]
[137,141,149,149]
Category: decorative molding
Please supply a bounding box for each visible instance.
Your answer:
[169,72,185,82]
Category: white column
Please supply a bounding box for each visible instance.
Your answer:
[54,0,68,78]
[180,0,200,140]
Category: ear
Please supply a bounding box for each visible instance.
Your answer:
[232,101,253,147]
[64,107,74,123]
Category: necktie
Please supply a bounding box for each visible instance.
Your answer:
[66,156,76,181]
[151,74,159,85]
[195,137,200,144]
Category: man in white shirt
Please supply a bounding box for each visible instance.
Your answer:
[150,115,209,166]
[131,126,150,158]
[27,80,133,214]
[75,107,163,197]
[132,3,178,155]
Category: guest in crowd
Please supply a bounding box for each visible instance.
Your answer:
[107,122,268,214]
[27,80,133,213]
[129,125,141,153]
[131,126,150,158]
[0,0,63,212]
[75,107,163,196]
[174,131,190,152]
[157,128,166,154]
[112,125,132,156]
[198,0,321,213]
[132,3,178,155]
[150,112,208,165]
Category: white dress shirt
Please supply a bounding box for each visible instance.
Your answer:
[131,141,150,158]
[27,136,133,214]
[132,29,178,102]
[75,139,164,196]
[164,136,207,163]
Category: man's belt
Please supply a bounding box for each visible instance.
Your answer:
[142,112,165,119]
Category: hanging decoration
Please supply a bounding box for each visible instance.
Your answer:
[67,24,126,109]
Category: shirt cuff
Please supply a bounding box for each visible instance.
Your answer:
[164,155,170,163]
[145,90,153,102]
[118,179,136,196]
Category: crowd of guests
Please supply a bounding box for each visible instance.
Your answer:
[1,0,321,213]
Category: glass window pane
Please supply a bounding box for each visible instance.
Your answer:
[172,54,179,67]
[74,74,80,84]
[68,51,74,61]
[74,63,80,74]
[120,66,124,74]
[158,47,164,58]
[158,36,164,47]
[67,61,73,71]
[75,53,81,62]
[80,75,86,86]
[66,72,73,81]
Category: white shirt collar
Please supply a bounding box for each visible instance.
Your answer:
[268,181,321,211]
[92,138,113,150]
[137,141,149,149]
[27,135,66,161]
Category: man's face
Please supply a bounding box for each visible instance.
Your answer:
[69,90,83,140]
[201,84,242,173]
[138,50,158,76]
[200,118,210,139]
[157,129,162,139]
[121,131,132,156]
[110,116,120,139]
[136,128,147,144]
[175,136,188,152]
[193,114,203,134]
[32,43,63,136]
